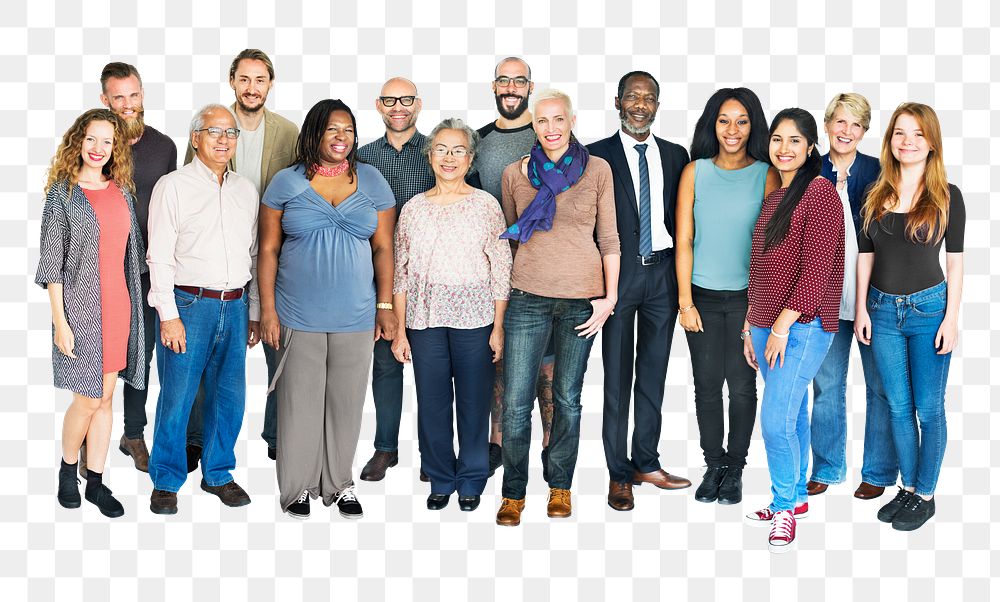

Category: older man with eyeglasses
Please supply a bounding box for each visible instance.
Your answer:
[146,104,261,515]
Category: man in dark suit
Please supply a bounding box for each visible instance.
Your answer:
[587,71,691,511]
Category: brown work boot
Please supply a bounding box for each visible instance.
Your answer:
[632,469,692,490]
[359,450,398,482]
[608,480,634,511]
[547,488,572,518]
[150,490,178,515]
[496,497,525,526]
[200,479,251,507]
[118,435,149,472]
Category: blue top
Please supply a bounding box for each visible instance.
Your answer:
[691,158,769,291]
[262,163,395,333]
[820,151,880,234]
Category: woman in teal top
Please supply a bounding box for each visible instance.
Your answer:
[675,88,780,505]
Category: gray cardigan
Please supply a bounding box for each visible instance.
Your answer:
[34,181,147,398]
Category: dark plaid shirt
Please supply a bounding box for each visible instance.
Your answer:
[357,131,435,212]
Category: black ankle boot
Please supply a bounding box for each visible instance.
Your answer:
[694,466,727,503]
[84,471,125,518]
[717,466,744,505]
[57,459,81,509]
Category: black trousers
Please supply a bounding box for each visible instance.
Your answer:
[684,285,757,468]
[601,256,677,483]
[122,273,156,439]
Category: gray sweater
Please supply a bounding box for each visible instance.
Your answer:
[472,122,536,202]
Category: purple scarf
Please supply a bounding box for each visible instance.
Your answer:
[500,139,589,243]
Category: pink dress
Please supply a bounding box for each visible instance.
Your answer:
[83,182,131,373]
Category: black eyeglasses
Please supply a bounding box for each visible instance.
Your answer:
[494,76,530,88]
[379,96,416,107]
[194,127,240,139]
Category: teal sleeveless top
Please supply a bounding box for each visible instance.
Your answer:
[691,158,769,291]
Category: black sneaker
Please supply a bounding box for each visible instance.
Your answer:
[286,490,310,520]
[186,444,201,474]
[84,484,125,518]
[891,495,935,531]
[877,488,914,523]
[694,466,727,503]
[57,461,81,509]
[717,466,743,505]
[488,443,502,477]
[334,486,363,519]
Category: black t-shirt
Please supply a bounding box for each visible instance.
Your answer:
[131,125,177,246]
[859,184,965,295]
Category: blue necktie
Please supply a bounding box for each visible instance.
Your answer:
[635,143,652,257]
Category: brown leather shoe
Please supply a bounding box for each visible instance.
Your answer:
[806,480,829,496]
[854,482,886,500]
[547,488,572,518]
[150,489,178,515]
[78,442,87,479]
[632,469,692,490]
[359,450,398,482]
[608,480,634,511]
[119,435,149,472]
[200,479,251,507]
[496,497,525,526]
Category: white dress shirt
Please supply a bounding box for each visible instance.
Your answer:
[831,160,859,321]
[618,129,672,251]
[147,156,260,322]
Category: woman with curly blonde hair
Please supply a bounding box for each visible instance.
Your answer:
[35,108,147,518]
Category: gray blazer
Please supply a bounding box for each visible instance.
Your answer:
[35,181,147,398]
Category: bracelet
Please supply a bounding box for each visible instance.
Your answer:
[679,304,695,314]
[770,327,789,338]
[376,302,393,311]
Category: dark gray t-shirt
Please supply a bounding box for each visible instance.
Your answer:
[131,125,177,245]
[472,122,536,202]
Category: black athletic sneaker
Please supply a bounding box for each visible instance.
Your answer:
[84,484,125,518]
[286,490,310,520]
[334,486,363,519]
[891,495,935,531]
[57,460,81,509]
[877,488,914,523]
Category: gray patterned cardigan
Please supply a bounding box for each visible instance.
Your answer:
[34,181,147,398]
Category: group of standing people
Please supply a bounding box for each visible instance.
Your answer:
[36,52,964,554]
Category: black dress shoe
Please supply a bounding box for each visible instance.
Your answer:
[694,466,727,503]
[426,493,450,510]
[891,495,935,531]
[186,445,201,474]
[57,460,81,509]
[85,484,125,518]
[458,495,481,512]
[267,446,276,461]
[488,443,502,477]
[717,466,743,505]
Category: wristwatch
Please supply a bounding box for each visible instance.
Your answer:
[376,302,393,311]
[740,329,752,341]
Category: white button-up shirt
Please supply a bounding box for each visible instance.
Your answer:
[147,156,260,321]
[618,129,671,251]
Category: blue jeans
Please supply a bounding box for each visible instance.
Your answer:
[372,337,404,452]
[809,319,898,486]
[501,290,595,499]
[409,325,493,496]
[149,288,249,492]
[868,282,950,497]
[752,319,834,512]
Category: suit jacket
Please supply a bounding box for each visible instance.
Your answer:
[820,151,880,234]
[587,132,689,286]
[184,104,299,193]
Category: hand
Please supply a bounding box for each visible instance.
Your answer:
[160,318,186,354]
[489,325,504,363]
[854,309,872,345]
[375,308,398,341]
[679,306,703,333]
[764,329,788,369]
[247,320,261,348]
[53,321,76,359]
[742,333,758,370]
[935,317,958,355]
[391,334,411,363]
[260,309,281,350]
[575,297,616,338]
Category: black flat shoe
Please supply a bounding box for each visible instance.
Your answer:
[426,493,450,510]
[877,488,914,523]
[85,484,125,518]
[458,495,481,512]
[891,495,935,531]
[57,461,81,509]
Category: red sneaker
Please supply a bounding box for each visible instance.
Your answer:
[768,510,797,553]
[744,502,809,526]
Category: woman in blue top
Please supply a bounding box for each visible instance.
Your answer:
[675,88,779,505]
[257,99,397,521]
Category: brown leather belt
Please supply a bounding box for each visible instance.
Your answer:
[175,285,244,300]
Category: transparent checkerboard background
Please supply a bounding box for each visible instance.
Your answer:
[1,0,994,599]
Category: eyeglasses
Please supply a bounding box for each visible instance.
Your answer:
[494,76,530,88]
[379,96,416,107]
[431,146,469,158]
[195,127,240,139]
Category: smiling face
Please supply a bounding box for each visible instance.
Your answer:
[376,78,421,134]
[616,74,659,138]
[492,59,533,120]
[716,98,751,156]
[80,119,115,171]
[230,58,273,113]
[769,118,814,178]
[825,105,867,156]
[533,97,575,157]
[192,108,238,171]
[100,75,144,140]
[320,110,356,165]
[889,112,931,167]
[428,128,472,183]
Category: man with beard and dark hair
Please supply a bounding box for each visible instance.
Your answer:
[587,71,692,512]
[183,49,298,466]
[470,57,555,481]
[356,77,435,482]
[91,61,177,475]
